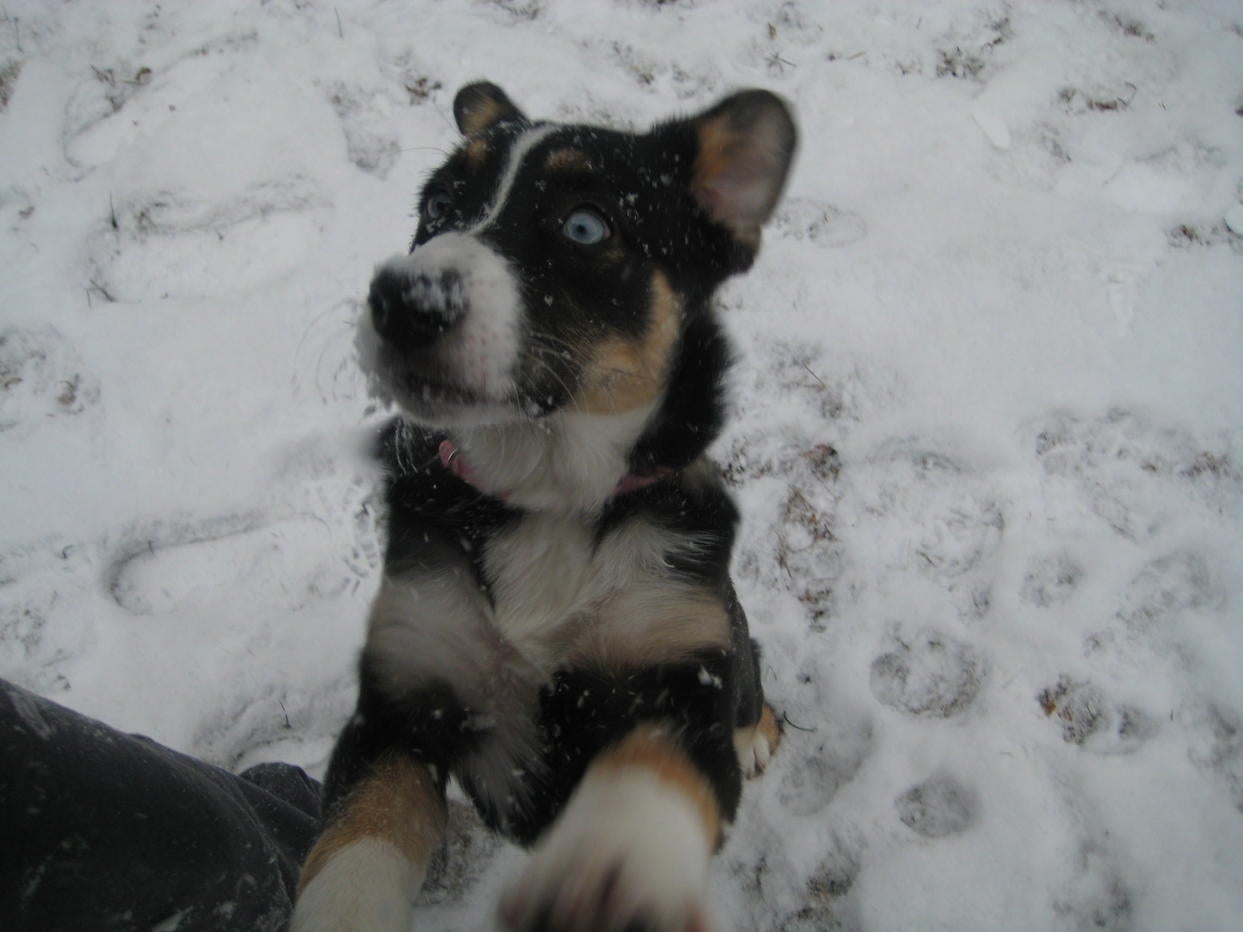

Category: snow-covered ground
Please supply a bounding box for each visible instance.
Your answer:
[3,0,1242,928]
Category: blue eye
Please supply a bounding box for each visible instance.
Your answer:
[562,208,610,245]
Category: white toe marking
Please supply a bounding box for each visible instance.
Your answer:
[734,724,773,778]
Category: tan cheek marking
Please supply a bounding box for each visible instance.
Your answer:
[297,753,446,894]
[593,724,722,848]
[573,269,682,415]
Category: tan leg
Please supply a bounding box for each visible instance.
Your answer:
[733,703,782,778]
[291,753,446,932]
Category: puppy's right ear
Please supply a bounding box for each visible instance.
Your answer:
[689,90,797,246]
[453,82,527,136]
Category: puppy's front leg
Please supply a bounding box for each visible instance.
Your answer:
[500,723,719,932]
[291,752,446,932]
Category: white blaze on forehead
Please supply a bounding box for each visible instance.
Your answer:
[468,123,559,234]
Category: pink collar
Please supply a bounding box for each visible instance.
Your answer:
[437,439,667,501]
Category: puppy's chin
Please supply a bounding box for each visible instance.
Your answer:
[392,395,525,431]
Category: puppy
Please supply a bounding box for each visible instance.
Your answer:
[290,81,796,932]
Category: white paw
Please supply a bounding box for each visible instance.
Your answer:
[499,772,714,932]
[734,706,782,779]
[734,724,773,778]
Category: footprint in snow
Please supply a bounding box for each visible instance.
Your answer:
[895,770,976,837]
[0,552,96,696]
[851,439,1004,621]
[322,80,402,178]
[1027,408,1241,541]
[1019,551,1085,608]
[1179,699,1243,812]
[1115,550,1222,636]
[778,833,864,931]
[776,705,873,817]
[869,626,984,718]
[1037,675,1154,755]
[0,588,71,693]
[774,197,868,248]
[1052,840,1133,932]
[87,178,331,302]
[1087,549,1225,661]
[62,32,267,174]
[597,38,718,100]
[721,816,864,932]
[106,513,340,616]
[0,325,100,436]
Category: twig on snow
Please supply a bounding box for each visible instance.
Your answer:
[782,711,817,733]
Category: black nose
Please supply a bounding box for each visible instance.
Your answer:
[369,266,466,349]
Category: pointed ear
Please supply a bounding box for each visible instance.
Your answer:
[453,82,527,136]
[690,90,797,242]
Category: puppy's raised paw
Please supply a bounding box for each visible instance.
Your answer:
[498,770,715,932]
[734,703,783,778]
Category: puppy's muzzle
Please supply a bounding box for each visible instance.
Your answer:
[369,266,467,350]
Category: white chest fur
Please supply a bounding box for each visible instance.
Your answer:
[483,512,695,671]
[367,510,731,691]
[364,506,733,819]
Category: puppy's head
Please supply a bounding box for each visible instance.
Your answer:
[358,81,796,430]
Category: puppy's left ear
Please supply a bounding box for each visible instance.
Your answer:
[690,90,797,244]
[453,82,527,136]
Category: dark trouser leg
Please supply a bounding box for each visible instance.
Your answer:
[0,679,320,932]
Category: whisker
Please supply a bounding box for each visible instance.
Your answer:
[525,352,578,403]
[528,331,582,358]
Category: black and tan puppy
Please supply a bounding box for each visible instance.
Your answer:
[290,82,795,932]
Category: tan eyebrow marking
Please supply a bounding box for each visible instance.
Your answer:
[544,148,592,172]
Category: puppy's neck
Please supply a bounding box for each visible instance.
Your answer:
[449,403,660,514]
